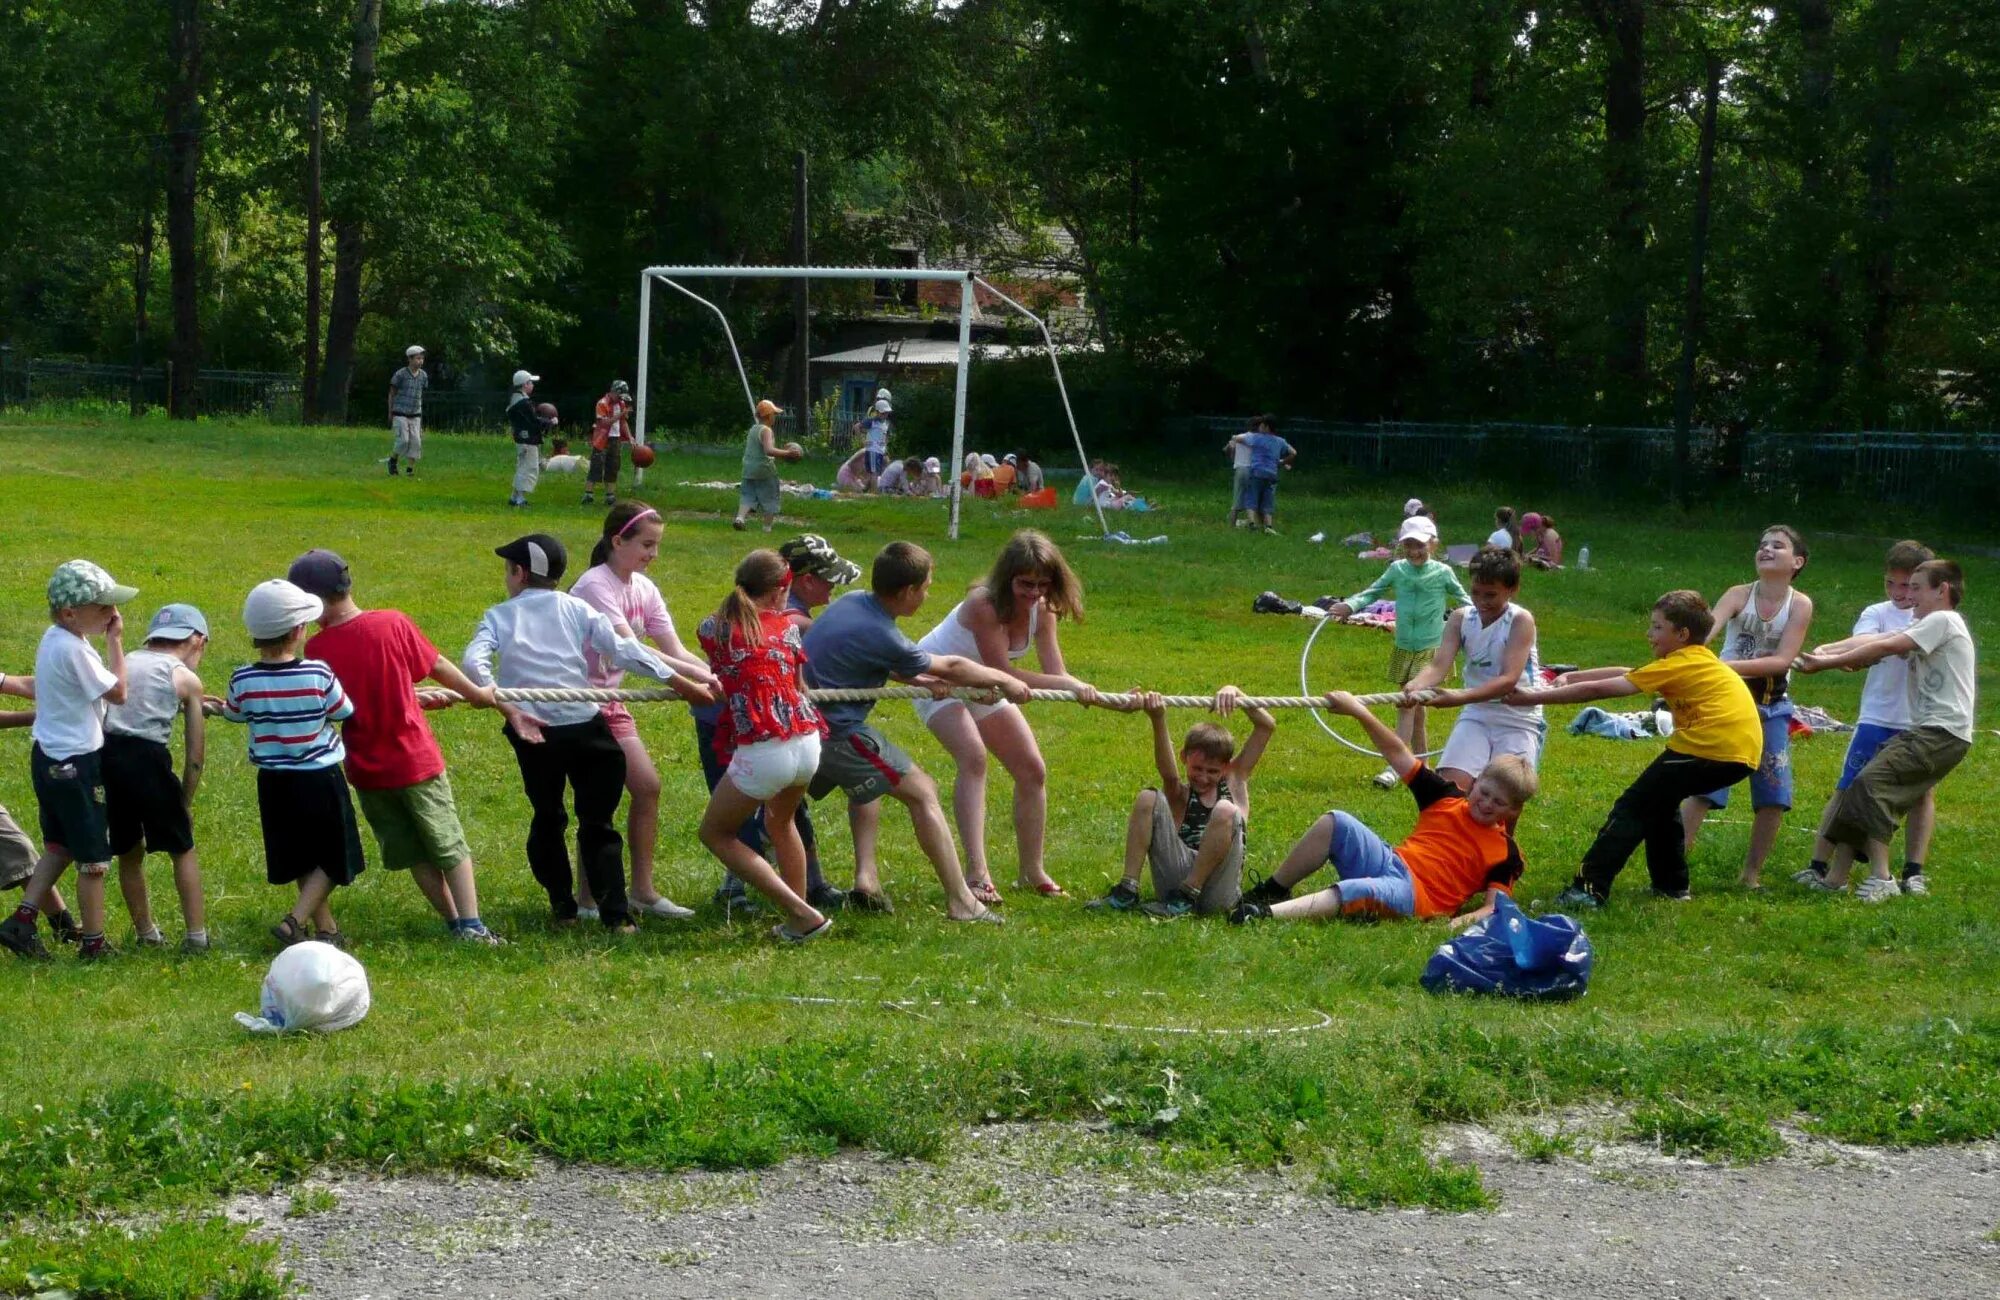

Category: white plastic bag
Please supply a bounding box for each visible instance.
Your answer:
[234,941,371,1035]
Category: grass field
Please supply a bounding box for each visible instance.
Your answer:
[2,413,1998,1294]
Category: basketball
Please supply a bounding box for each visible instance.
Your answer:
[534,401,558,421]
[783,442,804,460]
[629,444,656,469]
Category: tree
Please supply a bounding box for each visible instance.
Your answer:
[165,0,204,419]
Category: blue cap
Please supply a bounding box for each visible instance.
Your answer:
[147,603,209,640]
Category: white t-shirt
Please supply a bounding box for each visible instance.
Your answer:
[1231,435,1255,470]
[1486,529,1513,549]
[1853,601,1914,727]
[877,460,909,493]
[31,624,118,760]
[1903,609,1976,743]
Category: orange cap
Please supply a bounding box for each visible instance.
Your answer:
[755,398,784,419]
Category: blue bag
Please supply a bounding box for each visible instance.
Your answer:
[1420,893,1594,1000]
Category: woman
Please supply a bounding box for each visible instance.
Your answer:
[569,501,719,919]
[911,530,1098,899]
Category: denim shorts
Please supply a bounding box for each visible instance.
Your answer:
[1324,811,1416,917]
[1237,474,1277,515]
[1700,702,1793,811]
[1837,723,1902,791]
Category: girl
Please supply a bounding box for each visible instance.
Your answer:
[1523,512,1563,569]
[569,501,719,919]
[834,446,876,494]
[1487,506,1521,554]
[696,550,832,942]
[911,530,1099,899]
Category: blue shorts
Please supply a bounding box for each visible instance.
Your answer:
[1837,723,1905,791]
[1324,811,1416,917]
[1237,474,1277,516]
[864,448,888,475]
[1701,702,1793,811]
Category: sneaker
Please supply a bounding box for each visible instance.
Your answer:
[1552,885,1602,911]
[1651,888,1693,902]
[713,888,764,916]
[1902,872,1930,896]
[1229,900,1273,925]
[1371,768,1400,790]
[1240,876,1292,907]
[1085,879,1142,912]
[0,915,51,960]
[846,888,895,915]
[1252,591,1301,616]
[771,917,834,944]
[731,517,747,532]
[581,493,595,505]
[78,936,117,962]
[135,929,166,948]
[1856,876,1902,904]
[632,895,696,920]
[403,464,415,476]
[1798,874,1845,894]
[576,906,601,923]
[316,929,350,951]
[455,921,506,946]
[387,457,399,475]
[47,910,81,944]
[179,934,211,954]
[806,883,849,912]
[1262,526,1278,535]
[1790,866,1828,887]
[1142,885,1202,919]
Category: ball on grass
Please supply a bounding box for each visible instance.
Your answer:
[629,444,656,469]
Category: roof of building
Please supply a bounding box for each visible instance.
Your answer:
[811,340,1095,367]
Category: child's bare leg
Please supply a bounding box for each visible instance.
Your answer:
[408,863,459,922]
[1864,837,1894,881]
[928,706,993,887]
[1394,705,1416,748]
[1271,887,1346,920]
[621,738,666,904]
[1411,705,1427,757]
[1679,798,1708,854]
[890,768,985,920]
[76,864,109,937]
[170,849,205,933]
[291,869,335,927]
[1905,790,1936,867]
[700,781,820,930]
[1741,807,1784,886]
[1118,789,1160,888]
[1182,803,1241,895]
[117,848,155,937]
[440,860,480,923]
[1823,844,1859,887]
[20,850,74,913]
[1438,767,1476,793]
[1268,814,1338,892]
[848,797,883,895]
[764,787,810,898]
[43,882,69,917]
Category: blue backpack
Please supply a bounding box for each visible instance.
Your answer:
[1421,893,1594,1000]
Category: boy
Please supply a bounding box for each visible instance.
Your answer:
[1,673,80,943]
[1678,526,1815,889]
[584,378,633,507]
[227,579,367,948]
[103,604,210,951]
[462,533,701,931]
[1402,545,1543,790]
[1326,516,1473,787]
[506,368,555,508]
[1795,540,1936,894]
[856,397,893,480]
[288,549,505,943]
[387,344,426,476]
[737,397,803,531]
[1224,415,1295,533]
[1527,591,1760,907]
[1087,685,1276,917]
[1796,558,1973,901]
[800,541,1029,922]
[1231,691,1535,925]
[0,559,134,961]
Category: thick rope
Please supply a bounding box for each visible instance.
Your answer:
[421,684,1436,710]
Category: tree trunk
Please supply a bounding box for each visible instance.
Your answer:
[164,0,203,421]
[1857,24,1903,424]
[1672,52,1722,508]
[319,0,381,425]
[131,191,155,419]
[1586,0,1648,419]
[1793,0,1844,423]
[304,87,324,424]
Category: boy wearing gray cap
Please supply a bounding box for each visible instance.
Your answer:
[103,604,211,952]
[224,579,366,950]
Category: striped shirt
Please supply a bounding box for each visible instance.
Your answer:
[225,658,353,770]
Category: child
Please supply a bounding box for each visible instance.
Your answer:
[1225,416,1296,533]
[583,378,633,507]
[543,438,584,474]
[1486,507,1519,553]
[1522,512,1563,569]
[877,456,916,495]
[696,549,833,942]
[912,456,946,498]
[1226,423,1257,527]
[1526,590,1760,907]
[1231,690,1533,925]
[387,344,426,476]
[1012,452,1044,495]
[0,561,135,961]
[1088,685,1276,917]
[1325,515,1473,787]
[569,504,719,920]
[0,672,80,944]
[855,397,893,480]
[738,398,802,529]
[835,447,877,494]
[911,530,1101,899]
[506,368,556,508]
[1796,558,1973,901]
[226,579,367,949]
[462,534,704,931]
[103,604,210,951]
[1795,540,1936,894]
[287,549,505,943]
[800,540,1029,921]
[1678,525,1815,889]
[1402,546,1543,791]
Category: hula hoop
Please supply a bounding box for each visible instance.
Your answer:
[1298,613,1445,759]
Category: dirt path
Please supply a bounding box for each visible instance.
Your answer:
[236,1124,2000,1299]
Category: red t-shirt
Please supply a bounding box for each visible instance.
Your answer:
[696,607,825,762]
[306,609,444,791]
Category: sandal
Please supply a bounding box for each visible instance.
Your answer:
[968,878,1005,907]
[270,915,309,948]
[1016,878,1067,897]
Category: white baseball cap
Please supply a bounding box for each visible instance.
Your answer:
[923,456,941,472]
[243,579,324,639]
[874,399,892,414]
[406,344,425,357]
[511,369,539,388]
[875,387,891,401]
[1402,497,1425,517]
[1396,516,1439,545]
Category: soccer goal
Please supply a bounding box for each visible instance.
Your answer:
[634,265,1109,540]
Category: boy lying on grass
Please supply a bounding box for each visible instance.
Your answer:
[1231,691,1534,926]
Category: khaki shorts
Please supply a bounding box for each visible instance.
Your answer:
[0,802,35,889]
[1144,787,1243,914]
[1387,646,1436,686]
[355,772,472,871]
[1826,725,1969,851]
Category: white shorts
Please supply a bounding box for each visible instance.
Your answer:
[913,694,1011,728]
[391,414,423,458]
[726,732,822,801]
[1438,712,1544,778]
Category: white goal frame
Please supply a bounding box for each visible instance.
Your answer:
[635,264,1107,539]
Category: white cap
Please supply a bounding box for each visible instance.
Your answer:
[874,399,892,414]
[875,387,891,401]
[406,344,425,357]
[923,456,941,472]
[1396,516,1439,545]
[243,579,324,640]
[981,453,998,468]
[1402,497,1425,517]
[1003,453,1017,464]
[511,369,540,388]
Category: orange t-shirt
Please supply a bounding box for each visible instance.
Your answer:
[992,463,1018,492]
[1396,765,1524,917]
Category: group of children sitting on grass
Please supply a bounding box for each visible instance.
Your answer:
[0,506,1975,960]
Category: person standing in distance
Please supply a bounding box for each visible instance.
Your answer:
[387,346,427,477]
[584,379,634,508]
[507,369,556,508]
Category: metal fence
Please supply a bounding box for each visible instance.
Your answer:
[0,358,304,420]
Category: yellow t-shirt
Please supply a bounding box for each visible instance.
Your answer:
[1626,646,1762,767]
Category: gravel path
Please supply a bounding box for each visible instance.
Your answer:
[235,1123,2000,1299]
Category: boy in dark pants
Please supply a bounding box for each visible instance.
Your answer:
[462,534,708,930]
[1519,590,1761,907]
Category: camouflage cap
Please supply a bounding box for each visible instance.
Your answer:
[778,534,860,585]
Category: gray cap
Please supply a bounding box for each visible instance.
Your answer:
[287,549,353,599]
[147,603,209,640]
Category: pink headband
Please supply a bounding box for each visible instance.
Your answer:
[615,507,660,538]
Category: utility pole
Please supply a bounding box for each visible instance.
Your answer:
[790,150,810,441]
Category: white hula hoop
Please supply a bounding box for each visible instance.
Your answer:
[1298,613,1445,759]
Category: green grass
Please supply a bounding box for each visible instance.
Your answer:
[1,413,1998,1288]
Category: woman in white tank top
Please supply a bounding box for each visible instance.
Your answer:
[911,531,1100,900]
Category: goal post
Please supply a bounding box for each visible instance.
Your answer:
[634,264,1108,540]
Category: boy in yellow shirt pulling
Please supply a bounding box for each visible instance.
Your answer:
[1514,590,1760,907]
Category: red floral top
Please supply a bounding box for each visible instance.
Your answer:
[697,607,826,761]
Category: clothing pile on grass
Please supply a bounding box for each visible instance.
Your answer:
[1251,593,1397,630]
[681,479,840,501]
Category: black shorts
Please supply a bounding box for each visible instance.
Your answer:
[30,743,111,866]
[256,766,366,888]
[102,733,195,857]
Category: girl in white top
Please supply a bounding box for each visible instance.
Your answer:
[1485,506,1520,554]
[568,502,719,919]
[1404,547,1542,791]
[911,530,1099,899]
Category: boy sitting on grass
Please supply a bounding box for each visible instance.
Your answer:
[1230,691,1532,926]
[1523,591,1760,908]
[1087,686,1276,917]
